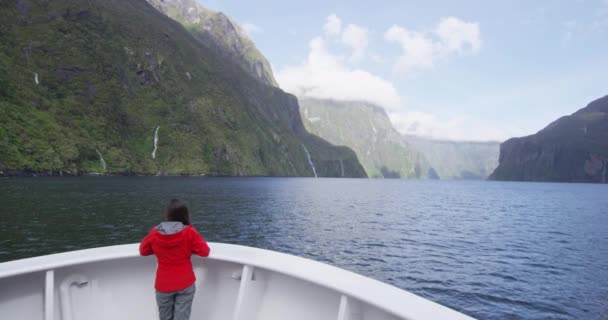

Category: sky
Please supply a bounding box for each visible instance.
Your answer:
[199,0,608,141]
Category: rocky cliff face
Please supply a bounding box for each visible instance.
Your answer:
[490,95,608,183]
[405,136,500,179]
[300,98,435,178]
[0,0,366,177]
[145,0,277,87]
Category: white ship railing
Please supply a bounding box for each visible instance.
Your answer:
[0,243,474,320]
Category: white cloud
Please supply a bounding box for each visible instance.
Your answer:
[325,15,369,61]
[277,14,498,141]
[341,24,369,62]
[323,14,342,36]
[384,17,481,75]
[436,17,481,53]
[276,36,402,108]
[389,111,509,141]
[385,26,437,72]
[241,22,262,36]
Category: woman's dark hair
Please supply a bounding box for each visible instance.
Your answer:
[165,198,190,225]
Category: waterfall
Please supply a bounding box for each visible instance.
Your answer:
[339,159,344,177]
[34,73,39,85]
[152,126,160,159]
[301,144,318,178]
[95,149,106,171]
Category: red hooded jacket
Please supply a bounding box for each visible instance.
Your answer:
[139,223,210,292]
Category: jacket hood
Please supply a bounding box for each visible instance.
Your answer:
[154,222,187,249]
[157,222,186,235]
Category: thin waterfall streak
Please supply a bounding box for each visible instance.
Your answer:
[340,159,344,177]
[152,126,160,159]
[301,144,318,178]
[34,73,39,85]
[95,149,106,171]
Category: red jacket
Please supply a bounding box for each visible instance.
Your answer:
[139,224,210,292]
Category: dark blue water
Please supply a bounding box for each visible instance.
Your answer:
[0,177,607,319]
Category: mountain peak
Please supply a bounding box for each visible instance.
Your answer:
[146,0,277,86]
[300,98,389,118]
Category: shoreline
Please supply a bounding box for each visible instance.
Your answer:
[0,170,327,178]
[0,170,209,178]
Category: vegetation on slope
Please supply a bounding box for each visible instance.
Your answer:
[145,0,277,87]
[0,0,366,177]
[300,98,434,179]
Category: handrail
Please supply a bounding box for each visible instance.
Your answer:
[0,243,474,320]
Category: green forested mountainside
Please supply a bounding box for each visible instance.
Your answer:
[300,98,435,179]
[0,0,366,177]
[145,0,277,87]
[404,136,500,179]
[490,95,608,183]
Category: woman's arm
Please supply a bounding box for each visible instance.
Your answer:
[139,229,155,256]
[190,227,211,257]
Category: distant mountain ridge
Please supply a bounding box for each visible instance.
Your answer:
[404,136,500,179]
[146,0,277,87]
[490,95,608,183]
[300,98,502,179]
[300,98,435,178]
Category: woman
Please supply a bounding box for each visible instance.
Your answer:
[140,199,210,320]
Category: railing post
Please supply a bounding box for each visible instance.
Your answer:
[337,294,349,320]
[232,265,254,320]
[45,270,54,320]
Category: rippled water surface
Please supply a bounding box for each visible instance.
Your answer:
[1,177,607,319]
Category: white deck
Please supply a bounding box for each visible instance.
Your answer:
[0,243,474,320]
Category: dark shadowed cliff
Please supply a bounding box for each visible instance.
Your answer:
[490,95,608,183]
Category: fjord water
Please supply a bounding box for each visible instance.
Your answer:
[1,178,606,319]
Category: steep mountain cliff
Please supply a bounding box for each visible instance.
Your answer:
[490,95,608,183]
[300,98,435,178]
[404,136,500,179]
[0,0,366,177]
[145,0,277,87]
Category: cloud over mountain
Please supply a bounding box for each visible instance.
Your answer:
[276,14,400,108]
[276,14,496,141]
[384,17,481,75]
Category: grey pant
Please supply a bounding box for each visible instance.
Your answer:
[156,284,196,320]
